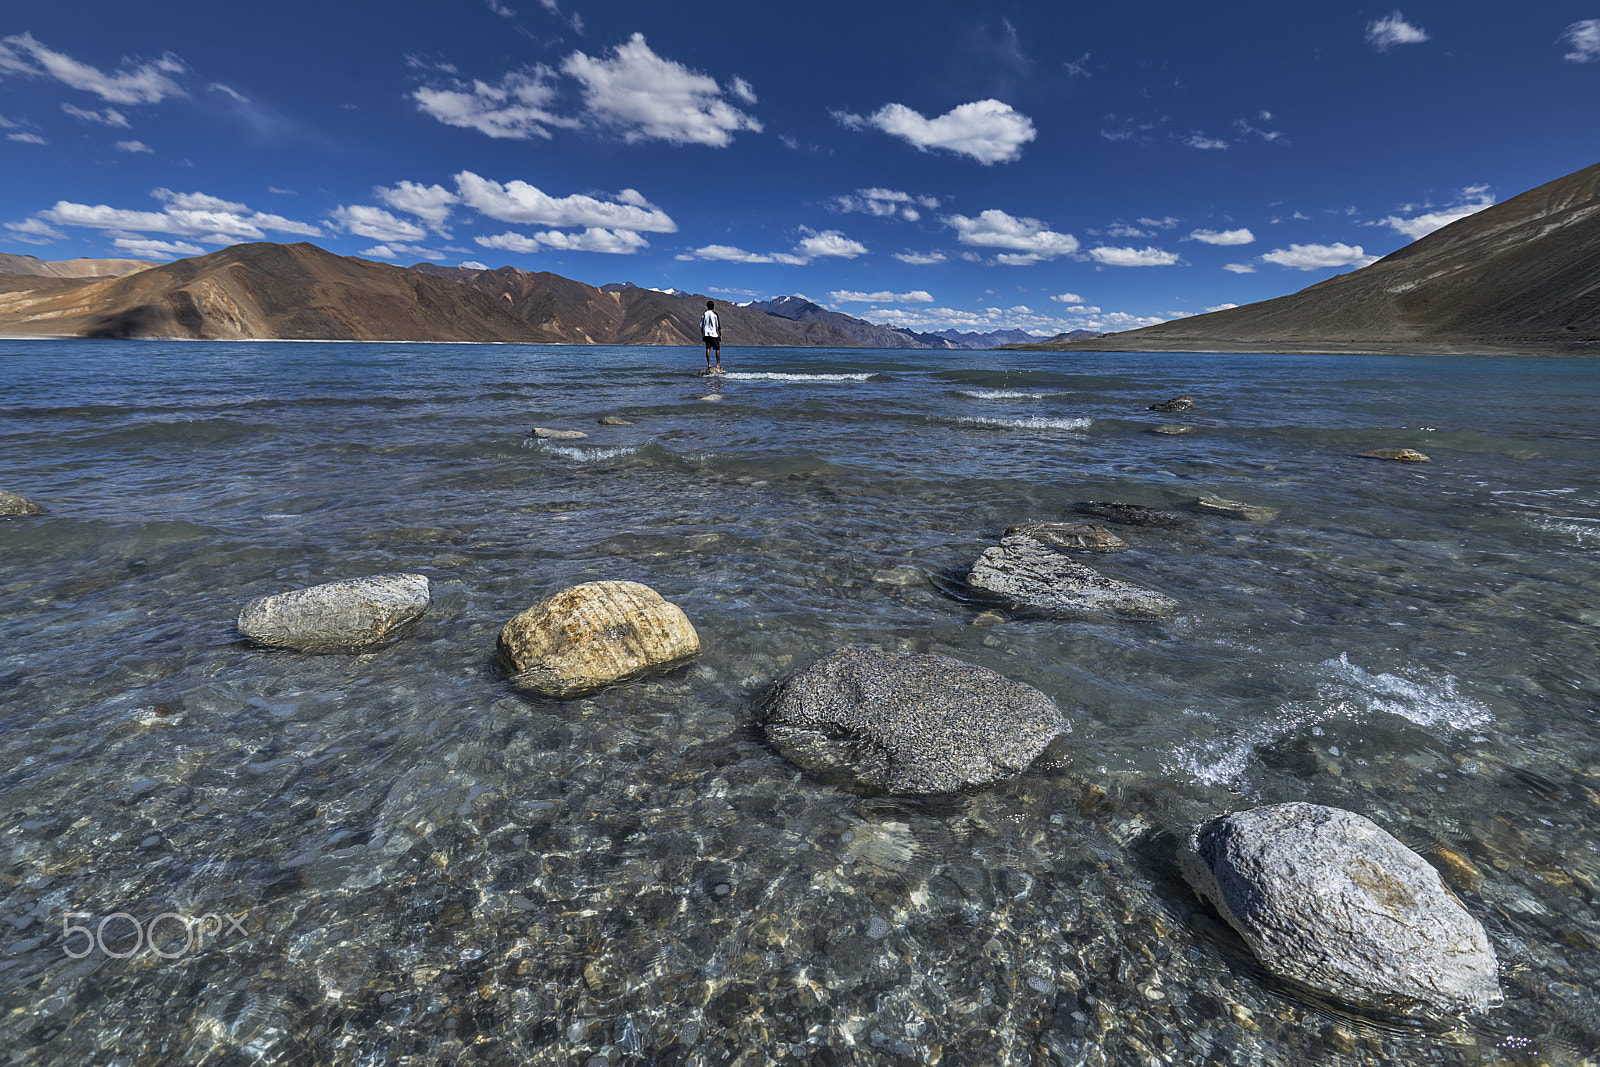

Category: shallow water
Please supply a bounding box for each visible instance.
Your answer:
[2,339,1598,1065]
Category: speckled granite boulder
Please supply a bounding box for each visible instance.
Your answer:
[498,580,699,697]
[0,490,46,516]
[968,535,1177,619]
[1072,501,1192,528]
[1004,521,1125,552]
[532,427,587,440]
[238,573,430,653]
[1178,802,1502,1016]
[763,646,1066,794]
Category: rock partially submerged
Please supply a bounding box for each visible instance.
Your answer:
[0,490,46,516]
[498,580,699,697]
[1004,521,1126,552]
[1178,802,1502,1016]
[1361,448,1430,462]
[968,534,1178,619]
[1149,424,1193,435]
[1150,395,1195,412]
[763,646,1065,794]
[1072,501,1192,529]
[238,573,431,653]
[596,416,633,426]
[1194,493,1278,522]
[532,427,588,440]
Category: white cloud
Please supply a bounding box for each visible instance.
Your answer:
[830,289,934,304]
[675,244,806,265]
[562,34,761,146]
[7,132,47,144]
[841,99,1036,164]
[1184,133,1229,150]
[4,218,66,244]
[832,187,939,222]
[1048,292,1086,303]
[1204,303,1240,313]
[1105,224,1148,238]
[61,103,129,127]
[1089,245,1181,266]
[412,68,574,141]
[945,209,1078,264]
[1223,263,1257,273]
[862,302,1166,336]
[893,250,947,265]
[329,205,428,243]
[39,188,322,242]
[1139,216,1181,229]
[0,33,186,104]
[1188,227,1255,246]
[112,237,204,259]
[375,181,459,231]
[114,140,153,153]
[795,229,866,258]
[1260,242,1380,270]
[478,228,650,254]
[1365,11,1429,51]
[1563,20,1600,62]
[460,260,489,270]
[454,171,676,232]
[1376,187,1494,240]
[360,243,446,261]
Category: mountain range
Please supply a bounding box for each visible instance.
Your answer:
[1008,160,1600,356]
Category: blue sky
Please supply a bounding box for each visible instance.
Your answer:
[3,1,1597,337]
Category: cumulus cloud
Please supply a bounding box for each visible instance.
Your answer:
[1089,245,1181,266]
[114,139,153,153]
[0,33,187,104]
[795,229,867,258]
[863,302,1166,336]
[1365,11,1429,51]
[454,171,677,232]
[1048,292,1086,303]
[1188,227,1255,246]
[1139,216,1180,229]
[39,188,322,243]
[675,244,806,265]
[1563,20,1600,62]
[460,260,489,270]
[832,188,939,222]
[1376,186,1494,240]
[893,250,948,265]
[375,181,459,231]
[4,217,67,244]
[360,243,445,261]
[412,68,574,141]
[61,103,129,127]
[112,237,204,259]
[945,209,1078,264]
[328,205,428,243]
[562,34,760,146]
[830,289,934,304]
[838,99,1035,164]
[1204,303,1240,313]
[1223,262,1258,274]
[1259,242,1380,270]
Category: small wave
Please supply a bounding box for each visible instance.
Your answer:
[951,415,1092,431]
[958,389,1059,400]
[1530,517,1600,545]
[541,444,645,463]
[722,372,874,382]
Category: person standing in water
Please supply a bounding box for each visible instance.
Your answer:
[701,300,723,373]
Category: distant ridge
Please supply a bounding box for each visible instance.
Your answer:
[0,252,152,279]
[1008,160,1600,356]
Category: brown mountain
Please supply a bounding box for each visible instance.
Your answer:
[0,252,153,279]
[0,242,556,342]
[409,263,923,347]
[1011,160,1600,356]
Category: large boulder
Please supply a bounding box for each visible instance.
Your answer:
[238,573,430,653]
[0,490,46,516]
[498,580,699,697]
[1004,521,1125,552]
[763,646,1066,794]
[1177,802,1502,1016]
[968,535,1178,619]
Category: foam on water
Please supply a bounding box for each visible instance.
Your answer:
[722,371,874,382]
[950,415,1092,431]
[539,444,646,462]
[958,389,1060,400]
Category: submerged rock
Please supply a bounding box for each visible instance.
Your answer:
[532,427,588,440]
[1072,501,1192,529]
[968,535,1177,618]
[763,646,1065,794]
[1004,521,1126,552]
[1150,395,1195,412]
[498,580,699,697]
[1194,493,1278,522]
[1177,802,1502,1016]
[1361,448,1430,462]
[0,490,46,516]
[596,416,633,426]
[238,573,430,653]
[1149,424,1193,435]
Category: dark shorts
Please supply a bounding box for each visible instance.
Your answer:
[703,335,720,351]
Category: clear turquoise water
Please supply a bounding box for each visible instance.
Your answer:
[1,339,1598,1065]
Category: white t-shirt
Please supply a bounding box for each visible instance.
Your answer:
[701,309,720,337]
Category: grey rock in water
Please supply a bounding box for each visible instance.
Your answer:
[0,490,46,516]
[1073,501,1192,529]
[1360,447,1430,462]
[1004,521,1126,552]
[763,646,1065,794]
[1177,802,1503,1016]
[1149,395,1195,412]
[1194,493,1278,522]
[499,580,699,697]
[238,573,430,653]
[532,427,588,440]
[968,535,1177,618]
[596,416,633,426]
